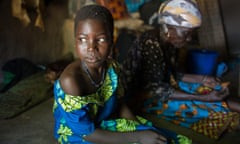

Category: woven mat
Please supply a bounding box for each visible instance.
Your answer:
[0,71,52,119]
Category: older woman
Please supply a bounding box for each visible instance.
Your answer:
[122,0,240,139]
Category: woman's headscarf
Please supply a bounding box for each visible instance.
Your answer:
[158,0,202,28]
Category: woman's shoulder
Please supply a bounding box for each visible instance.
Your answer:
[141,28,160,40]
[134,28,161,48]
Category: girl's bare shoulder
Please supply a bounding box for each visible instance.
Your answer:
[59,60,85,96]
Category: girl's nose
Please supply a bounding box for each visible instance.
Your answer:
[87,40,97,51]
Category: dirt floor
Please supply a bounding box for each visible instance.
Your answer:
[0,97,56,144]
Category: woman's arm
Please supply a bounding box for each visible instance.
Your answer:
[169,88,229,102]
[181,74,222,87]
[181,74,205,83]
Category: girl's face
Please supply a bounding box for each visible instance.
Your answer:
[75,19,112,68]
[163,24,193,48]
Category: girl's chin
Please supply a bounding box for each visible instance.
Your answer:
[86,59,98,63]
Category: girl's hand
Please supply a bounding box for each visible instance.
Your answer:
[137,130,167,144]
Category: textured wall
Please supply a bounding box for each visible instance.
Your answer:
[0,0,69,67]
[219,0,240,57]
[196,0,227,60]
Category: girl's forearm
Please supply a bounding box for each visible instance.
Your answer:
[84,129,139,144]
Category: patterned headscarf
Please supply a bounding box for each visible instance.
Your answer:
[158,0,202,28]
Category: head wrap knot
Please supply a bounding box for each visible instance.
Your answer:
[158,0,202,28]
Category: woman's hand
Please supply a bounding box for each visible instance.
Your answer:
[137,130,167,144]
[204,87,229,102]
[201,76,221,89]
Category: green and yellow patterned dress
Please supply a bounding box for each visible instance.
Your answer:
[53,60,190,144]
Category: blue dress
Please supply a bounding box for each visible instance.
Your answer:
[53,60,191,144]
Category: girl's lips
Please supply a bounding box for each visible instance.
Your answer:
[86,58,97,63]
[85,56,100,63]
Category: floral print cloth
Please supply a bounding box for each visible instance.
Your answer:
[53,60,190,144]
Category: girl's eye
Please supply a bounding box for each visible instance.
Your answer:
[98,38,106,43]
[79,38,87,42]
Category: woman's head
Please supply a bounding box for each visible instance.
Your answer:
[158,0,202,48]
[74,5,114,68]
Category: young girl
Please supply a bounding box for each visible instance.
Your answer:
[53,4,191,144]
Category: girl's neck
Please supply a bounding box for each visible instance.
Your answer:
[81,61,106,88]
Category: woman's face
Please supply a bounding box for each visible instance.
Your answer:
[163,24,193,48]
[75,19,112,68]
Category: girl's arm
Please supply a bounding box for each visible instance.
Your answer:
[83,96,167,144]
[118,97,138,120]
[84,128,166,144]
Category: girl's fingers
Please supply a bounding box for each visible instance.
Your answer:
[158,136,167,141]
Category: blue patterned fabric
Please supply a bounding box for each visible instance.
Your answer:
[144,98,230,128]
[53,61,120,144]
[53,60,190,144]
